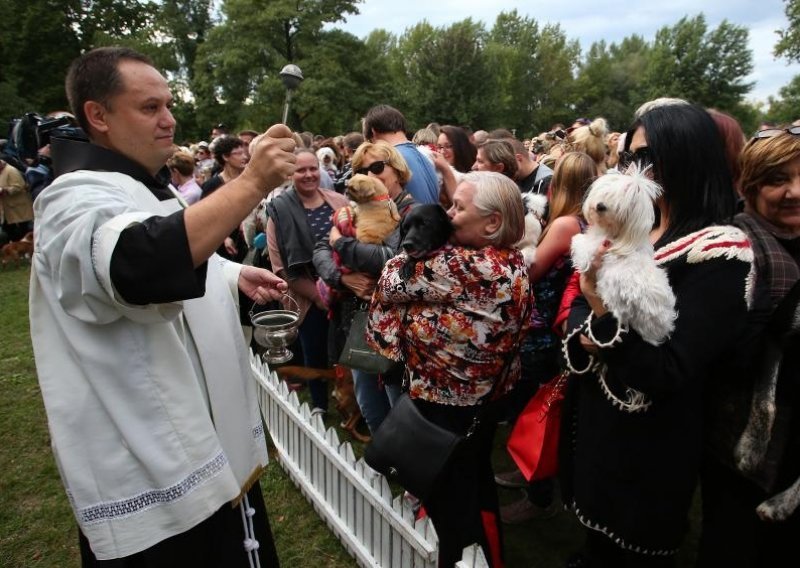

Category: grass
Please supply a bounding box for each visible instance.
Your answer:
[0,265,700,567]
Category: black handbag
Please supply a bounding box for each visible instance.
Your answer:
[364,300,530,500]
[338,305,397,374]
[364,393,462,500]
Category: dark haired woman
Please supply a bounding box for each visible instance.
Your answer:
[561,103,754,567]
[438,125,477,174]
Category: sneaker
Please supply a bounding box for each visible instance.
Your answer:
[494,468,527,488]
[500,491,559,524]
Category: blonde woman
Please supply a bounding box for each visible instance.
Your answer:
[569,118,609,174]
[313,141,418,434]
[497,152,598,523]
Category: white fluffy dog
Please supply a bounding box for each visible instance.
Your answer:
[570,168,677,345]
[516,192,548,267]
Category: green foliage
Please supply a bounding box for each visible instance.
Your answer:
[765,74,800,125]
[488,11,580,136]
[776,0,800,62]
[574,36,651,132]
[191,0,361,132]
[390,19,495,129]
[0,0,80,122]
[645,15,753,113]
[0,1,764,142]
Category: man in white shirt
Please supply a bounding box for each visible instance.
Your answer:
[30,46,295,567]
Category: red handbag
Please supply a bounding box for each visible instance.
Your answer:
[507,372,568,481]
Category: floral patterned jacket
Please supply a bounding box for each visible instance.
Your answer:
[367,245,532,406]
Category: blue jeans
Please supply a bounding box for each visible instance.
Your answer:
[299,305,329,411]
[352,369,401,434]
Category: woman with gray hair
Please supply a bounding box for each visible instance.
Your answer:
[367,171,531,567]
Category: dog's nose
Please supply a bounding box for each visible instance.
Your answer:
[596,202,607,212]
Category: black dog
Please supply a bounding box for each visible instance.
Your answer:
[398,204,454,279]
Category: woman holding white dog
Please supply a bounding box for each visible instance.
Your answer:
[699,126,800,566]
[367,171,531,568]
[561,103,753,567]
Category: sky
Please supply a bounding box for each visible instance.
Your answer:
[329,0,799,105]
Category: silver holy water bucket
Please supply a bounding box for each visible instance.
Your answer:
[250,295,301,365]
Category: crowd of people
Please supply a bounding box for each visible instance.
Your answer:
[10,45,800,568]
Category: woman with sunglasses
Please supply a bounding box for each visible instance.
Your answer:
[699,125,800,566]
[313,141,418,434]
[561,103,753,567]
[266,149,349,415]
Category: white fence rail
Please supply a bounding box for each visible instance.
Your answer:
[251,353,489,568]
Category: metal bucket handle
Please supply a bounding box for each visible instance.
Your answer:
[249,293,300,321]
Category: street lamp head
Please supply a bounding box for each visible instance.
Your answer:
[280,64,304,90]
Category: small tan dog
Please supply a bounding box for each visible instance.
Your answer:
[343,174,400,243]
[1,231,34,268]
[317,174,402,309]
[275,364,371,443]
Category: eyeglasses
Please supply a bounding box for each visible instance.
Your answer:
[545,129,566,141]
[355,160,388,176]
[437,143,453,151]
[752,126,800,140]
[619,147,653,170]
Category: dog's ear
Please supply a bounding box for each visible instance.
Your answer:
[399,211,412,243]
[437,206,455,238]
[346,174,371,202]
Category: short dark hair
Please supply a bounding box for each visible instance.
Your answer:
[487,128,515,140]
[212,136,245,166]
[632,104,736,244]
[362,105,408,140]
[65,47,153,135]
[478,139,518,179]
[342,132,364,153]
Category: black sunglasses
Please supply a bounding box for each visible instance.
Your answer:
[619,147,653,170]
[545,129,567,141]
[355,160,388,176]
[752,126,800,140]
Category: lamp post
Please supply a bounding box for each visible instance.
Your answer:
[279,64,304,125]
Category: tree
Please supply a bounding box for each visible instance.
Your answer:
[192,0,361,131]
[487,11,579,136]
[775,0,800,62]
[574,36,651,131]
[390,19,496,129]
[0,0,163,127]
[644,15,753,112]
[765,74,800,124]
[0,0,80,123]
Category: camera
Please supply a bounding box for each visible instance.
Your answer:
[3,112,85,170]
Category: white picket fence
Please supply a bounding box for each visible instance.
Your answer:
[250,352,489,568]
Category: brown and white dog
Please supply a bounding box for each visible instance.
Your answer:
[275,364,371,443]
[1,231,34,268]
